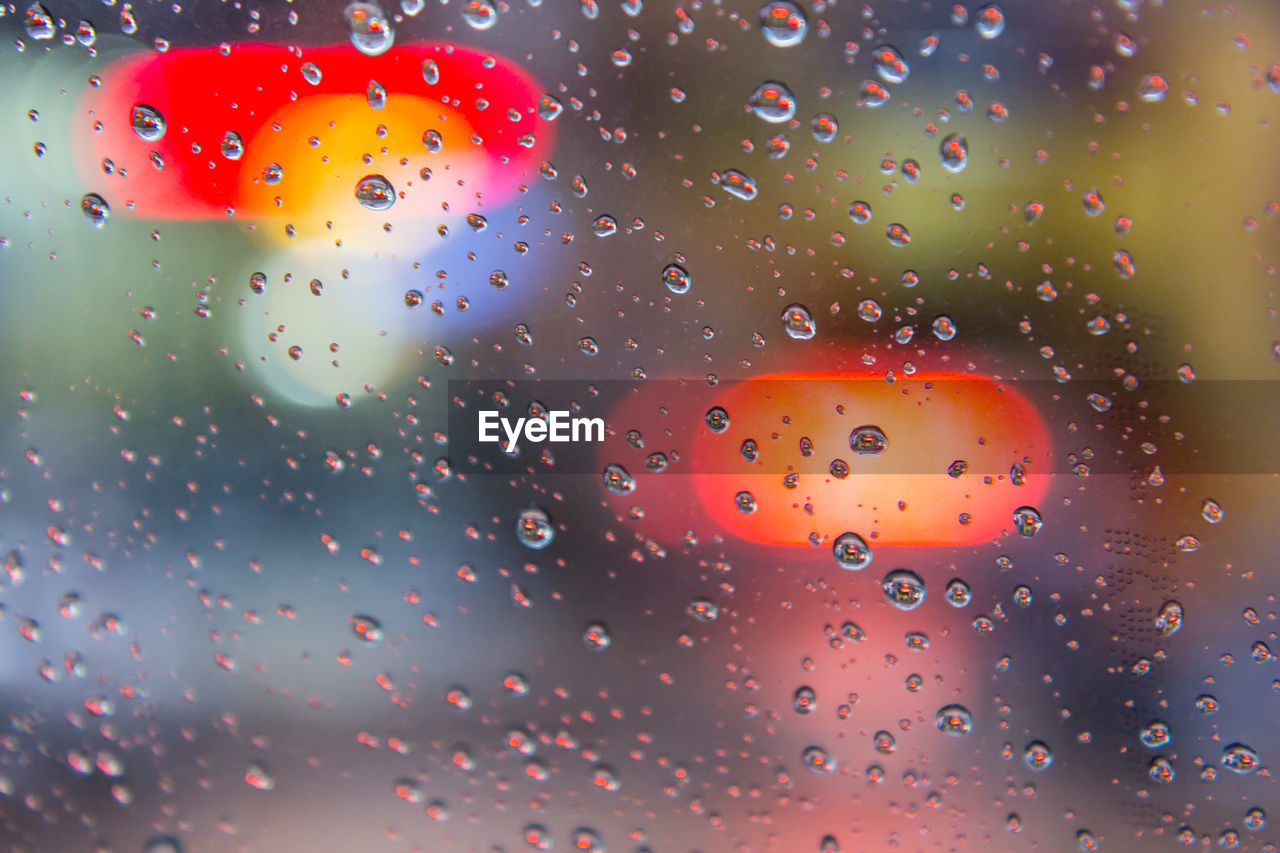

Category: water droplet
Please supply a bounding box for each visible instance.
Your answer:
[354,175,395,211]
[871,44,910,83]
[1155,600,1184,637]
[462,0,498,30]
[849,425,888,456]
[75,20,96,46]
[793,685,817,713]
[1221,743,1260,774]
[24,3,56,39]
[873,730,897,754]
[781,303,816,339]
[1149,756,1175,783]
[130,104,166,142]
[1023,740,1053,772]
[1139,72,1169,102]
[833,532,872,570]
[719,169,758,200]
[582,621,612,650]
[1114,249,1136,278]
[1245,808,1266,831]
[344,1,394,56]
[734,490,757,513]
[516,507,554,549]
[1012,506,1043,537]
[760,0,807,47]
[350,614,383,643]
[422,129,444,152]
[591,215,617,236]
[662,263,691,294]
[688,598,718,622]
[859,79,891,107]
[882,569,926,610]
[945,578,972,607]
[300,62,322,85]
[749,81,797,123]
[705,406,730,433]
[811,113,838,143]
[538,94,563,120]
[936,704,973,735]
[220,130,244,160]
[80,193,110,228]
[244,761,275,790]
[974,3,1005,39]
[848,200,873,224]
[1201,498,1223,523]
[801,745,836,773]
[366,79,387,109]
[421,58,440,85]
[1140,721,1170,748]
[931,315,957,340]
[602,463,635,495]
[940,133,968,172]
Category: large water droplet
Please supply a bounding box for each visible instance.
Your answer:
[781,303,816,339]
[974,3,1005,39]
[749,81,797,123]
[1221,743,1259,774]
[1155,600,1184,637]
[344,1,394,56]
[882,569,926,610]
[516,507,555,549]
[355,174,396,211]
[940,132,968,172]
[849,425,887,456]
[582,621,611,650]
[871,44,910,84]
[662,263,691,294]
[602,463,635,495]
[220,130,245,160]
[832,532,872,570]
[935,704,973,735]
[1012,506,1043,537]
[760,0,807,47]
[462,0,498,29]
[24,3,56,39]
[1140,721,1171,748]
[1024,740,1054,771]
[719,169,758,200]
[801,745,836,773]
[130,104,166,142]
[80,193,110,228]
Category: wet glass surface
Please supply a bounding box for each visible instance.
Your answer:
[2,1,1280,851]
